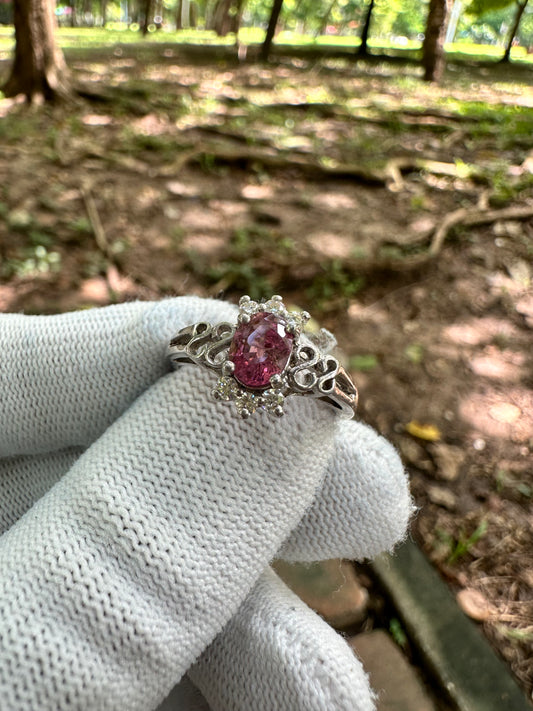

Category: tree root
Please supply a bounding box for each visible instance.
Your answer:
[429,204,533,257]
[375,203,533,271]
[384,156,486,191]
[70,135,532,274]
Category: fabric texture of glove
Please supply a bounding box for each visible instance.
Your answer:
[0,298,412,711]
[187,567,376,711]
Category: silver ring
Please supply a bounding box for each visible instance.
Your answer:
[167,295,358,419]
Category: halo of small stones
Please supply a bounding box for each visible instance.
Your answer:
[212,295,310,419]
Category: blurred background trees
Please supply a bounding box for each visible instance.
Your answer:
[1,0,532,101]
[1,0,531,50]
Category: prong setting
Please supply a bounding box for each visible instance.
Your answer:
[222,360,235,376]
[269,374,282,388]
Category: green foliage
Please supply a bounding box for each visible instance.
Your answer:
[468,0,518,16]
[437,519,488,564]
[185,224,289,300]
[463,0,533,47]
[349,353,379,371]
[404,343,424,364]
[495,469,533,498]
[1,245,61,279]
[69,217,93,234]
[372,0,427,39]
[207,260,273,300]
[389,617,408,649]
[488,167,533,207]
[306,259,365,308]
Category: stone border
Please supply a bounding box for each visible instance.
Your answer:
[371,540,532,711]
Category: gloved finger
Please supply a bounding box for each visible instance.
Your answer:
[280,420,414,562]
[0,297,238,457]
[0,367,337,711]
[187,567,376,711]
[0,448,83,535]
[0,421,412,563]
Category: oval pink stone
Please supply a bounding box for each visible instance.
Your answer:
[229,311,294,389]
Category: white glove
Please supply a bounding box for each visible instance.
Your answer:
[0,298,412,711]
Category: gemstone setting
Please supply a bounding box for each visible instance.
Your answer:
[212,294,310,417]
[168,294,357,419]
[229,311,294,389]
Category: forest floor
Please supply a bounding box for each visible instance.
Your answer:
[0,40,532,699]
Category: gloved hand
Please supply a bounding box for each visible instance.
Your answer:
[0,297,412,711]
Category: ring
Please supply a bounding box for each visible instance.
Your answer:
[167,295,358,419]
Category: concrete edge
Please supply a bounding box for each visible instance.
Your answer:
[370,540,532,711]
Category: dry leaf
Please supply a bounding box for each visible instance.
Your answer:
[406,420,442,441]
[457,588,495,621]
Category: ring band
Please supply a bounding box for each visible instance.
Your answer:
[168,295,358,419]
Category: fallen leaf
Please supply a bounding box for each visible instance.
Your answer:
[457,588,495,621]
[406,420,442,441]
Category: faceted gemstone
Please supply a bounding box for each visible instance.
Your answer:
[229,311,294,389]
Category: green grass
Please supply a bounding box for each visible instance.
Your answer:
[0,26,532,66]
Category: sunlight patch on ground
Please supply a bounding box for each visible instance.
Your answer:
[443,318,518,347]
[469,349,527,382]
[131,113,172,135]
[241,184,275,200]
[459,386,533,443]
[313,192,358,211]
[307,232,354,260]
[182,234,226,257]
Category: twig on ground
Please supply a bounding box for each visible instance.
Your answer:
[80,183,113,261]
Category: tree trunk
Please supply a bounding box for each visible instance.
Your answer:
[2,0,71,102]
[261,0,283,61]
[212,0,232,36]
[422,0,448,82]
[357,0,374,56]
[500,0,528,62]
[141,0,152,34]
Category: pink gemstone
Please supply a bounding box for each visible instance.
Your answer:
[229,311,294,389]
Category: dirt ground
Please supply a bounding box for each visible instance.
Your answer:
[0,43,532,697]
